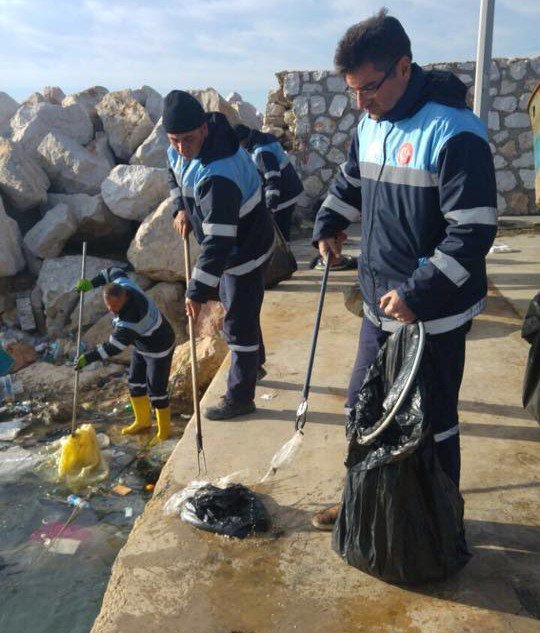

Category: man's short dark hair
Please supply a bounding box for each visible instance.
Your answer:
[334,7,412,75]
[103,283,127,300]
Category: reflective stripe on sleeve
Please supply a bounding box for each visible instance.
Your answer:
[192,267,220,287]
[444,207,498,226]
[264,170,281,179]
[109,336,127,350]
[97,344,109,360]
[322,193,361,222]
[430,250,471,287]
[340,162,362,188]
[202,223,238,237]
[228,343,260,352]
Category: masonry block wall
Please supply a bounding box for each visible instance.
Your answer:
[263,57,540,218]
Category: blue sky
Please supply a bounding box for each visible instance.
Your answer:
[1,0,538,111]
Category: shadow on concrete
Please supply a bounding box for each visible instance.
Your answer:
[459,399,533,421]
[412,518,540,621]
[259,379,347,399]
[462,481,540,495]
[461,421,539,443]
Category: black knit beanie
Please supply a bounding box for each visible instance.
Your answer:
[162,90,208,133]
[233,124,251,142]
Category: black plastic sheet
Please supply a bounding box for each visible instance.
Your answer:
[181,483,270,538]
[333,324,471,584]
[522,293,540,423]
[264,219,297,289]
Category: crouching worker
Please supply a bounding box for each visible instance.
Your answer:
[164,90,274,420]
[234,124,303,243]
[73,267,175,445]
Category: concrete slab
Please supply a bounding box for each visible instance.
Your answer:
[92,232,539,633]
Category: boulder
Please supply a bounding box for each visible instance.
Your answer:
[130,118,169,168]
[42,86,66,105]
[227,93,263,129]
[189,88,241,126]
[101,164,169,221]
[140,85,163,123]
[62,86,109,131]
[195,300,225,338]
[47,192,130,240]
[169,335,228,406]
[84,131,115,168]
[0,138,50,211]
[36,255,124,335]
[82,311,130,364]
[0,197,25,277]
[0,92,19,130]
[37,131,112,195]
[147,281,187,344]
[23,203,78,259]
[10,103,94,160]
[127,198,201,282]
[4,341,37,372]
[23,92,46,106]
[96,90,154,161]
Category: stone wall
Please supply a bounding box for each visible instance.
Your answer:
[264,57,540,218]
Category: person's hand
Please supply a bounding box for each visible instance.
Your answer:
[74,279,93,293]
[317,231,347,266]
[379,290,416,323]
[173,210,192,239]
[185,298,202,323]
[74,355,88,371]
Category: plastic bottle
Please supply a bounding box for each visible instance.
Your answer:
[67,494,89,508]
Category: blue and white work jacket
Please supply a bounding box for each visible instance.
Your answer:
[167,113,274,302]
[313,64,498,334]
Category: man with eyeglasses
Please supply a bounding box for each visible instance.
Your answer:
[311,9,497,530]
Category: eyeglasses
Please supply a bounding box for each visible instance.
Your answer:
[346,57,402,97]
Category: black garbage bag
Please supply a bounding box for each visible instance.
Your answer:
[332,324,471,584]
[522,293,540,423]
[181,483,270,538]
[265,219,297,288]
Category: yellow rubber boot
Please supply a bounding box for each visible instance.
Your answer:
[121,395,152,435]
[149,406,171,446]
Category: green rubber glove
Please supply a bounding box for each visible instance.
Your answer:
[75,278,93,293]
[74,355,88,371]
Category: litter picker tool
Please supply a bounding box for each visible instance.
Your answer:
[183,235,208,476]
[58,242,106,485]
[262,253,331,481]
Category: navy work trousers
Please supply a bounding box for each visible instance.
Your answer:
[219,264,266,404]
[128,348,174,409]
[346,317,470,488]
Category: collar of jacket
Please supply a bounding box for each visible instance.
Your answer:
[379,62,468,123]
[197,112,239,165]
[245,129,278,152]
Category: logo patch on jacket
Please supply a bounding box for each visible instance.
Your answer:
[397,142,413,166]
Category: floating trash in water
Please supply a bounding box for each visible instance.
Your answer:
[124,507,133,518]
[111,484,132,496]
[46,537,81,555]
[67,494,89,509]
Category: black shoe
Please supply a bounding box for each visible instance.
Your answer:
[205,398,256,420]
[257,366,267,381]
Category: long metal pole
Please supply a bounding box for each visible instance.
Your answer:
[183,236,207,474]
[71,242,87,435]
[473,0,496,125]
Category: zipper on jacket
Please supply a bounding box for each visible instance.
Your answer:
[365,123,394,328]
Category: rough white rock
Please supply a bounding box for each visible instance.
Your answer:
[146,282,187,343]
[326,75,347,92]
[139,85,163,123]
[23,92,45,106]
[493,155,507,169]
[37,255,124,334]
[329,94,349,118]
[303,175,323,197]
[0,197,25,277]
[10,102,94,159]
[519,169,535,189]
[127,198,201,282]
[294,117,310,136]
[495,170,517,192]
[309,133,330,154]
[310,96,326,115]
[47,192,130,239]
[283,73,300,97]
[42,86,66,105]
[508,59,528,81]
[62,86,109,131]
[23,203,78,259]
[37,132,112,195]
[230,98,262,129]
[266,103,286,118]
[130,119,169,168]
[101,164,169,221]
[493,96,517,113]
[302,152,325,174]
[320,169,333,183]
[302,83,323,94]
[513,152,534,168]
[189,88,241,127]
[496,193,507,213]
[314,116,337,134]
[518,131,533,150]
[504,113,531,128]
[96,91,154,161]
[267,87,286,106]
[500,80,517,95]
[292,96,309,116]
[0,92,19,129]
[85,131,115,168]
[0,138,50,211]
[332,131,349,146]
[487,111,500,131]
[327,148,346,164]
[311,70,329,81]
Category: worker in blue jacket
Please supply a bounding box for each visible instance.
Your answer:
[164,91,274,420]
[311,9,497,530]
[74,267,175,445]
[234,125,304,242]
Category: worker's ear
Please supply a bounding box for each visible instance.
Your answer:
[397,56,411,81]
